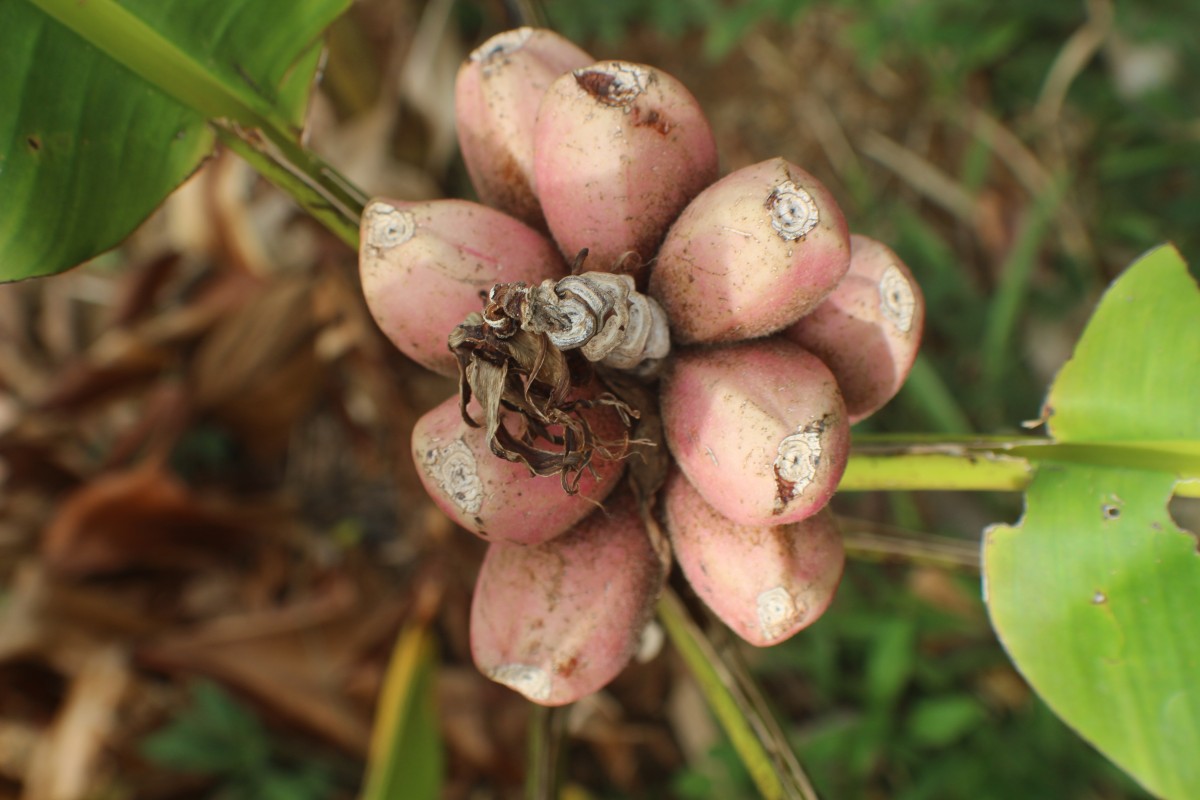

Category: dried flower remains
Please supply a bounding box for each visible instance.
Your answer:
[447,254,669,494]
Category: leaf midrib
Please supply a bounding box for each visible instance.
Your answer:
[25,0,291,136]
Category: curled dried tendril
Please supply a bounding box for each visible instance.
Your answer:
[449,252,672,495]
[482,255,670,372]
[449,313,638,494]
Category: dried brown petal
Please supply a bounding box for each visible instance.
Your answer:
[449,314,635,493]
[412,394,627,544]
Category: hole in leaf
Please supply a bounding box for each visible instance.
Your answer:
[1101,503,1121,521]
[1168,494,1200,551]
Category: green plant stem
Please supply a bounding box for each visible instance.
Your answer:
[839,519,982,570]
[525,703,567,800]
[214,124,363,249]
[843,437,1200,496]
[658,588,821,800]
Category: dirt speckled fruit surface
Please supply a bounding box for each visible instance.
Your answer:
[359,198,566,375]
[470,492,666,705]
[650,157,850,344]
[455,28,593,230]
[785,234,925,422]
[534,60,718,277]
[411,394,625,543]
[664,469,844,647]
[661,337,849,526]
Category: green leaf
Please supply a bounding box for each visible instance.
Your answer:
[864,618,915,708]
[1044,244,1200,444]
[906,695,987,748]
[360,623,443,800]
[0,2,210,281]
[1,0,349,281]
[984,245,1200,799]
[141,681,269,775]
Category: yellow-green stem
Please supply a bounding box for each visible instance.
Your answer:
[657,588,821,800]
[843,437,1200,496]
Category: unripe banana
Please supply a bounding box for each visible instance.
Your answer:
[661,338,849,526]
[359,198,565,375]
[533,60,718,280]
[650,158,850,344]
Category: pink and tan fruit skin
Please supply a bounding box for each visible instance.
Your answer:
[663,468,843,647]
[661,338,850,527]
[455,28,593,230]
[359,198,566,376]
[784,234,925,423]
[533,61,718,279]
[411,394,626,544]
[470,491,666,705]
[649,158,851,344]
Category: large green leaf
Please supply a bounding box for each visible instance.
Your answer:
[1044,245,1200,443]
[985,244,1200,799]
[0,0,349,281]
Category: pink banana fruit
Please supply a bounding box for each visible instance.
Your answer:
[650,158,850,344]
[411,393,625,543]
[661,337,850,526]
[359,198,565,376]
[455,28,593,229]
[533,60,718,280]
[785,234,925,422]
[470,491,666,705]
[664,468,843,646]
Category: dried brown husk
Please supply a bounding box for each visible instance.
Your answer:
[449,313,637,494]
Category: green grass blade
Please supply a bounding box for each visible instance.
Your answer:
[360,623,443,800]
[525,704,568,800]
[980,177,1065,391]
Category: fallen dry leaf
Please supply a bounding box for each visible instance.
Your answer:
[190,275,323,457]
[137,578,407,756]
[23,644,130,800]
[41,461,275,578]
